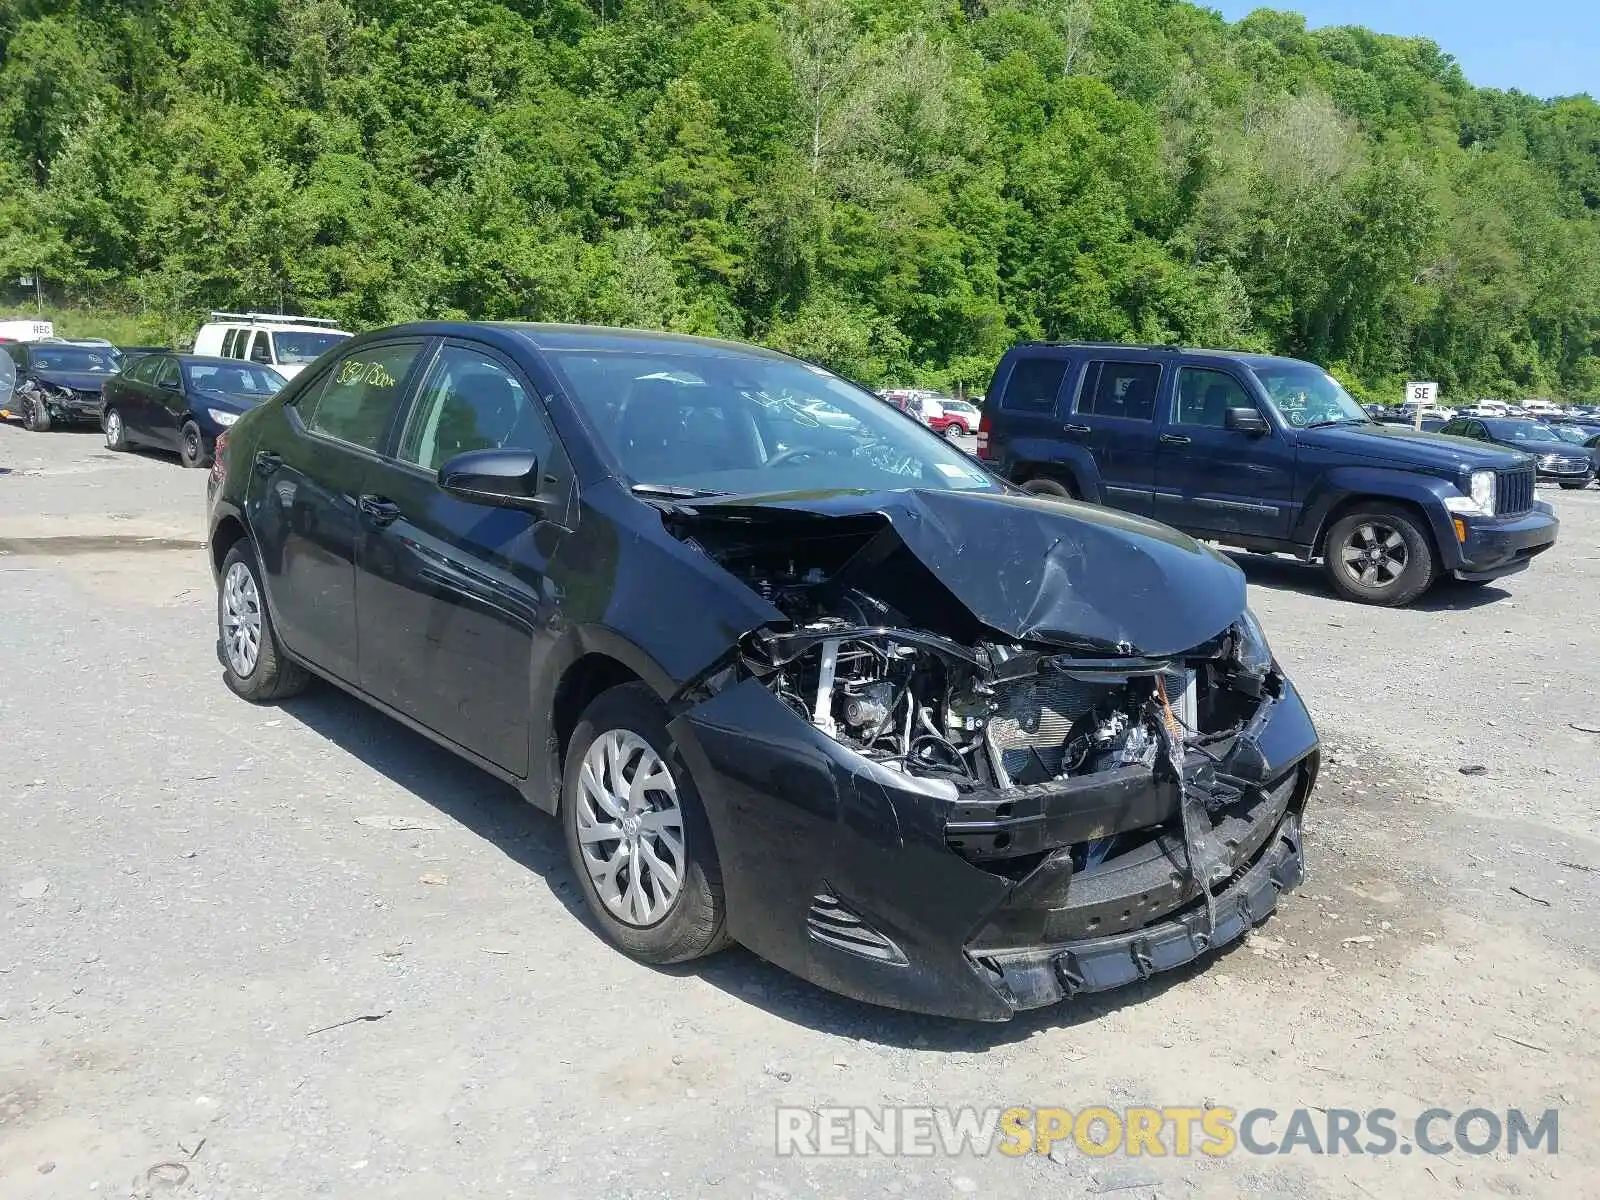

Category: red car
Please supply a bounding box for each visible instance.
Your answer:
[928,397,980,438]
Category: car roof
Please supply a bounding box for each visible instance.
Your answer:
[175,354,266,365]
[1006,341,1316,370]
[339,321,811,365]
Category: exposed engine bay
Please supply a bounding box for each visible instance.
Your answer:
[669,504,1283,867]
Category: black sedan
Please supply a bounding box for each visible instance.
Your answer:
[205,322,1320,1021]
[1437,416,1595,489]
[1550,424,1600,482]
[0,340,120,430]
[102,354,286,467]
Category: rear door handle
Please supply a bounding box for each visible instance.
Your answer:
[358,495,402,527]
[1061,423,1090,435]
[253,450,282,475]
[1160,433,1192,445]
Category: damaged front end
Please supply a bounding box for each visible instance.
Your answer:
[660,492,1319,1020]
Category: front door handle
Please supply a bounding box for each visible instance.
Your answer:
[1160,433,1192,445]
[253,450,282,475]
[1061,422,1090,435]
[358,495,402,527]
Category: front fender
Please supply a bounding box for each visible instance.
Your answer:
[1296,467,1463,569]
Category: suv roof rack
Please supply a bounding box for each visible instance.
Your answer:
[208,311,342,328]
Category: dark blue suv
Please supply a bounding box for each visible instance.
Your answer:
[977,343,1560,606]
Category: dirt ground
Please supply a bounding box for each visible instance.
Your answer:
[3,423,1598,1199]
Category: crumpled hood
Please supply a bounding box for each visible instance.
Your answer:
[1297,422,1530,471]
[689,488,1247,657]
[32,370,112,393]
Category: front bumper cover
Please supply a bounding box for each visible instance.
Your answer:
[669,675,1319,1021]
[1455,503,1558,581]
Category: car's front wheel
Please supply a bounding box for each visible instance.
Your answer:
[218,542,309,702]
[21,395,49,432]
[180,420,210,468]
[1323,505,1437,606]
[562,683,729,965]
[103,407,127,451]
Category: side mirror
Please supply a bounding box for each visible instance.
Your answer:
[1225,406,1270,435]
[438,447,551,510]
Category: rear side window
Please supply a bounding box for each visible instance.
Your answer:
[1000,356,1071,413]
[299,342,422,452]
[1078,361,1160,421]
[220,329,238,357]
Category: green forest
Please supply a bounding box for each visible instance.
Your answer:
[2,0,1598,400]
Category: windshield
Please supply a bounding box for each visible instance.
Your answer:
[29,346,118,373]
[1483,419,1566,445]
[272,330,348,364]
[1248,362,1368,428]
[544,348,1001,497]
[1551,425,1590,445]
[183,362,286,396]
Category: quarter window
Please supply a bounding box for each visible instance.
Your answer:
[398,346,552,473]
[299,343,421,452]
[1078,361,1161,422]
[1000,356,1071,413]
[1174,368,1254,428]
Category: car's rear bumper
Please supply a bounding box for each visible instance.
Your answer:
[1455,503,1559,581]
[669,676,1319,1021]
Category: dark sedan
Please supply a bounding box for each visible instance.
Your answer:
[1550,425,1600,482]
[0,340,120,429]
[1437,416,1595,489]
[102,354,286,467]
[204,322,1321,1021]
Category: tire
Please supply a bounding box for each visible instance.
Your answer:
[217,541,309,702]
[103,407,127,451]
[21,395,49,432]
[943,423,965,441]
[1021,476,1075,501]
[180,420,210,468]
[562,682,730,965]
[1322,505,1438,607]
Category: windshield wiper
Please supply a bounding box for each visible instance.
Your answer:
[630,483,733,499]
[1305,417,1372,429]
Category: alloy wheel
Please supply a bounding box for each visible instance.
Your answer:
[576,730,685,927]
[1338,521,1408,589]
[221,560,263,677]
[105,410,122,448]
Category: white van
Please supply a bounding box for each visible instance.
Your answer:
[192,312,352,380]
[1522,399,1561,417]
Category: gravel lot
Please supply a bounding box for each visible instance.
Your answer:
[3,423,1598,1199]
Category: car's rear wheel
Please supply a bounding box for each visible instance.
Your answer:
[218,542,309,702]
[180,420,210,468]
[943,423,965,441]
[103,407,127,451]
[21,395,49,432]
[1021,476,1075,501]
[1322,506,1437,606]
[562,683,729,965]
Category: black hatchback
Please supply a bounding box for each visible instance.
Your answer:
[205,323,1320,1020]
[102,354,286,467]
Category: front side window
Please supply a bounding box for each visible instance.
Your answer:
[1174,368,1254,428]
[1249,362,1369,429]
[156,357,182,389]
[299,342,420,452]
[399,346,552,473]
[1078,361,1160,421]
[131,356,163,384]
[543,348,999,497]
[249,331,272,365]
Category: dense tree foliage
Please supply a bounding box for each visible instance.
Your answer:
[1,0,1598,398]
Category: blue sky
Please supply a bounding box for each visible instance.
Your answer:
[1214,1,1596,98]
